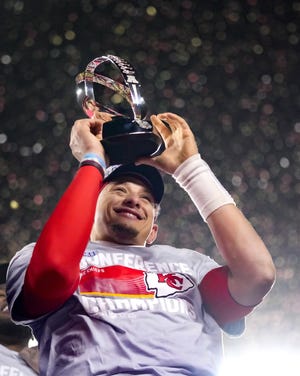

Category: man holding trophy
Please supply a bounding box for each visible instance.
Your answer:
[6,55,275,375]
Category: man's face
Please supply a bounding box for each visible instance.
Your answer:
[91,176,158,246]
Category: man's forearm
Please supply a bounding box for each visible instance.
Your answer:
[173,154,275,306]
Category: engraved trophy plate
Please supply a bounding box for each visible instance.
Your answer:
[75,55,165,165]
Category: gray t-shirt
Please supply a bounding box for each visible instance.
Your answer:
[0,344,37,375]
[6,241,243,376]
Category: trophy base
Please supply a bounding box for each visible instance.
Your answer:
[101,132,165,165]
[101,117,165,165]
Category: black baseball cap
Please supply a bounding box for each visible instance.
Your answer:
[104,164,164,204]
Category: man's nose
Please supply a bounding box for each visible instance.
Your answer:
[123,194,140,207]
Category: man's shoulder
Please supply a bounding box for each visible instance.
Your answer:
[0,344,38,375]
[0,343,18,356]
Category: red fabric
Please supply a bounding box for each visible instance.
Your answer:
[22,165,103,317]
[199,266,254,326]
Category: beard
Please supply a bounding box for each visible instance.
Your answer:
[110,223,139,241]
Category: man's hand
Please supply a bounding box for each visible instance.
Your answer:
[69,117,109,163]
[137,113,199,174]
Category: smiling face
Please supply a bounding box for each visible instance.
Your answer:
[91,176,159,246]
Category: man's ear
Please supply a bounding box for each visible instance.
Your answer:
[146,224,158,245]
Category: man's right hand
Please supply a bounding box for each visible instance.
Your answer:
[69,117,111,163]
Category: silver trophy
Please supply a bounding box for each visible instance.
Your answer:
[75,55,165,165]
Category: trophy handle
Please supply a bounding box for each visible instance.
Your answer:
[75,55,148,120]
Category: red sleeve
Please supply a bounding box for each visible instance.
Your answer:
[22,165,103,317]
[199,266,255,326]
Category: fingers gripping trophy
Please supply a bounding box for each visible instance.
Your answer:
[75,55,165,165]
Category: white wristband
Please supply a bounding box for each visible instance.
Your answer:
[173,154,235,222]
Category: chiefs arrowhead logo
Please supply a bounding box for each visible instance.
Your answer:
[145,272,194,298]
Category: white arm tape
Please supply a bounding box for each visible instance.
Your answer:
[172,154,236,222]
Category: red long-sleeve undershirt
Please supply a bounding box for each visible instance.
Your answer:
[22,165,103,317]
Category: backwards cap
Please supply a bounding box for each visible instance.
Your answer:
[104,164,164,204]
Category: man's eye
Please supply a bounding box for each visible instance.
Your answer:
[142,195,154,204]
[114,187,126,193]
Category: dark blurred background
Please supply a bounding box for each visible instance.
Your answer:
[0,0,299,372]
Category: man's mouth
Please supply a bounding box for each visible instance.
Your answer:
[114,208,143,220]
